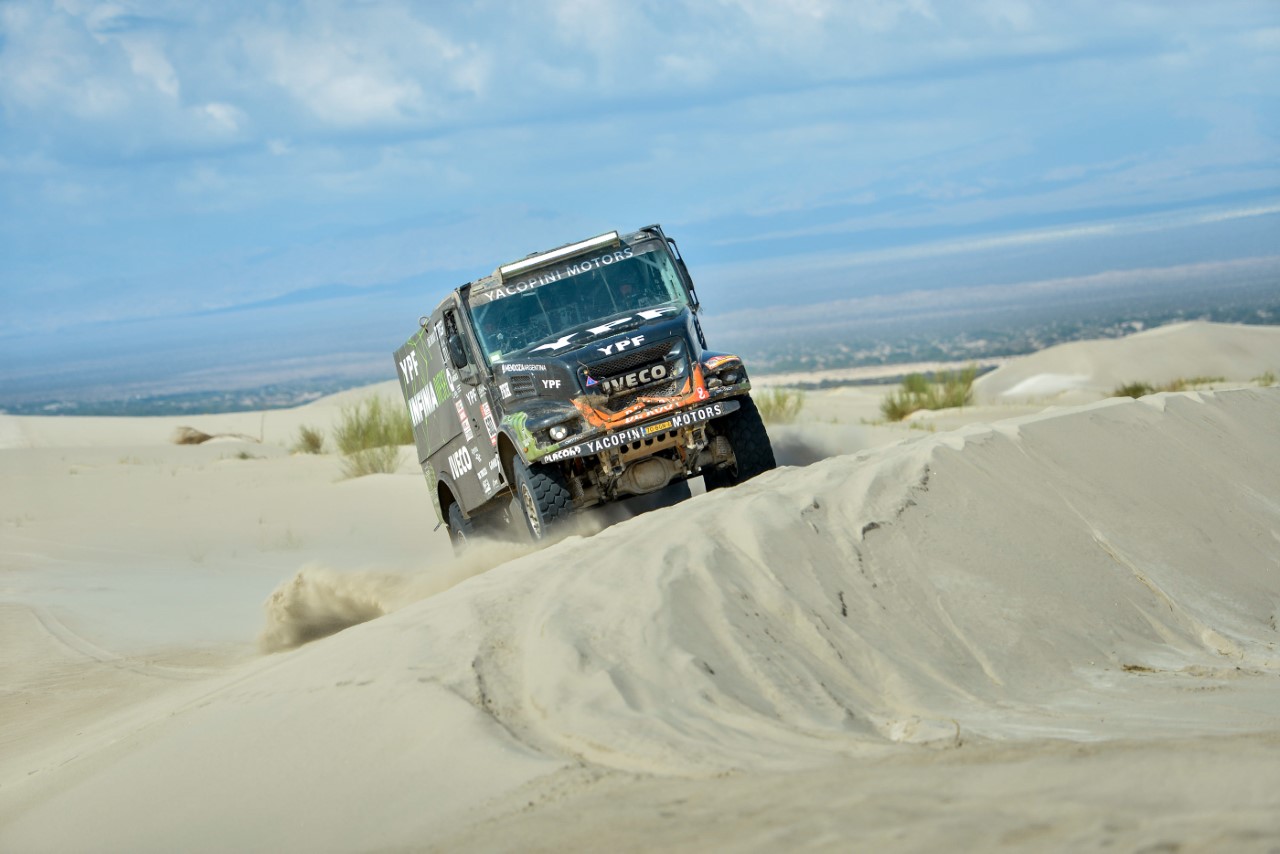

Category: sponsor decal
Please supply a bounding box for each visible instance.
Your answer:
[480,476,493,496]
[447,446,473,479]
[398,350,420,383]
[542,378,561,389]
[532,333,577,354]
[481,247,637,303]
[703,354,740,371]
[532,308,672,353]
[445,368,460,396]
[618,399,680,425]
[584,375,598,388]
[695,385,709,401]
[465,388,479,405]
[597,334,645,357]
[541,402,730,462]
[501,363,549,373]
[406,381,440,427]
[433,370,450,404]
[600,362,669,396]
[480,402,498,447]
[455,400,474,441]
[499,382,511,399]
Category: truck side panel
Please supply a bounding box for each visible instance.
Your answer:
[395,301,505,520]
[393,311,464,519]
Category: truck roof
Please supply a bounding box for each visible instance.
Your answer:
[452,224,666,304]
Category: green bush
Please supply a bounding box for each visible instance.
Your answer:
[1254,370,1277,387]
[293,425,326,454]
[1112,381,1155,399]
[334,397,412,478]
[334,396,413,455]
[341,446,403,478]
[1113,376,1226,398]
[755,387,805,424]
[879,365,978,422]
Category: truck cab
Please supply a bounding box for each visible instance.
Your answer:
[394,224,775,548]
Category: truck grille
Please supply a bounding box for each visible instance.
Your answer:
[588,339,675,376]
[507,374,537,397]
[605,378,684,412]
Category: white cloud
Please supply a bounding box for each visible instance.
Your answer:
[237,4,488,128]
[198,102,244,134]
[120,36,179,97]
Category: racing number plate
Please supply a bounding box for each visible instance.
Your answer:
[643,420,674,435]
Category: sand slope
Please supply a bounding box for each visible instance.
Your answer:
[3,387,1278,851]
[974,321,1280,404]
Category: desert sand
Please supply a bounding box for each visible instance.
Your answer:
[2,322,1279,852]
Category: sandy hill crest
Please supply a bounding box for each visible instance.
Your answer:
[4,387,1278,851]
[974,321,1280,404]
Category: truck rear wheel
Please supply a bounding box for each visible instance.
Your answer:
[704,395,776,491]
[446,501,474,554]
[513,460,572,541]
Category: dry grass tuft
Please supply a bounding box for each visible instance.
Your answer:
[341,446,402,478]
[755,387,805,424]
[293,425,326,454]
[1112,376,1227,398]
[172,426,214,445]
[880,365,978,422]
[335,397,413,456]
[334,397,412,478]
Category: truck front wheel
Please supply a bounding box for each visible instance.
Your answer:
[513,460,573,541]
[704,395,777,491]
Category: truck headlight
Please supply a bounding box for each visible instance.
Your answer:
[549,425,569,441]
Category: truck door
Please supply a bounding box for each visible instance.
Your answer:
[438,301,505,511]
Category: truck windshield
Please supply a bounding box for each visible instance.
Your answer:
[467,243,688,362]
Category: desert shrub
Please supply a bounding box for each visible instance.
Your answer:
[1158,375,1224,393]
[1112,381,1155,398]
[334,397,413,455]
[172,426,213,445]
[1113,376,1226,398]
[1254,370,1278,387]
[334,397,411,478]
[293,425,326,454]
[341,446,402,478]
[935,365,979,409]
[755,387,805,424]
[879,365,978,422]
[880,386,920,422]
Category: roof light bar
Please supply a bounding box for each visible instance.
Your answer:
[497,231,621,282]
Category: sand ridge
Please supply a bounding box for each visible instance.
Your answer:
[1,323,1279,851]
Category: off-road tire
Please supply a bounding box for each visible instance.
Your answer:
[513,460,573,541]
[704,395,776,491]
[446,501,474,554]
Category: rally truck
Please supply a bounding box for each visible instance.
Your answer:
[393,224,775,549]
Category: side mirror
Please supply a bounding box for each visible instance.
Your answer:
[447,333,469,369]
[458,364,481,386]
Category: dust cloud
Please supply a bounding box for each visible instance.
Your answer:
[258,540,535,653]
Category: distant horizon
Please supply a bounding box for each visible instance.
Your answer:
[4,255,1275,415]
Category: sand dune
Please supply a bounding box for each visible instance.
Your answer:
[974,321,1280,404]
[2,325,1279,851]
[3,382,1279,850]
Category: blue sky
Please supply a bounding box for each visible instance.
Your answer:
[1,0,1278,401]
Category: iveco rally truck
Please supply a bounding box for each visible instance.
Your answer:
[393,224,775,549]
